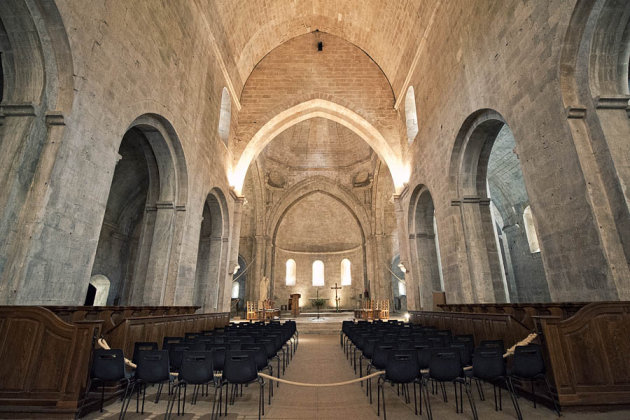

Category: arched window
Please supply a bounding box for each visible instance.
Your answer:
[405,86,418,143]
[398,280,407,296]
[523,205,541,253]
[340,259,352,286]
[218,87,231,145]
[312,260,325,286]
[286,259,296,286]
[231,281,240,299]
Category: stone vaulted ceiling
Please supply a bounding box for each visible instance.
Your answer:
[200,0,436,98]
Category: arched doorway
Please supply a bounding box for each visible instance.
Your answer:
[194,190,229,312]
[90,115,187,306]
[450,110,548,303]
[408,186,444,309]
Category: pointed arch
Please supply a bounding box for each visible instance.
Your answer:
[230,99,408,193]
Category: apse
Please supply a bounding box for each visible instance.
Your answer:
[273,191,365,309]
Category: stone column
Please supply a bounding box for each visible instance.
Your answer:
[141,202,176,305]
[250,234,266,302]
[220,192,245,311]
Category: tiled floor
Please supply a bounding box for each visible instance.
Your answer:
[84,333,630,420]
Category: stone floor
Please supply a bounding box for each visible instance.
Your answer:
[84,333,630,420]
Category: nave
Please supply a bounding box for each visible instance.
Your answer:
[84,331,628,420]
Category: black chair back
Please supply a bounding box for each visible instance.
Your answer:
[241,343,269,371]
[136,350,170,383]
[223,350,258,383]
[472,348,505,380]
[91,349,125,381]
[512,344,545,378]
[207,344,228,371]
[179,351,214,385]
[132,342,158,364]
[385,350,420,383]
[372,344,394,369]
[479,339,505,353]
[429,348,462,381]
[162,336,184,349]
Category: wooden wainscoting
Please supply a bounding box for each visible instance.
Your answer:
[437,302,587,330]
[0,306,102,418]
[409,310,531,348]
[105,312,229,358]
[536,302,630,407]
[44,305,200,333]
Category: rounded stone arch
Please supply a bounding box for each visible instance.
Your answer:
[0,0,74,111]
[407,184,443,310]
[266,176,372,242]
[266,176,371,299]
[447,109,510,303]
[124,113,189,206]
[557,0,630,299]
[194,187,231,312]
[91,113,189,306]
[230,99,408,194]
[449,109,507,200]
[448,109,551,303]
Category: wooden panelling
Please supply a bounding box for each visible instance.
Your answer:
[0,307,229,418]
[409,310,531,348]
[105,312,229,357]
[537,302,630,406]
[0,307,101,418]
[44,306,200,333]
[438,302,587,330]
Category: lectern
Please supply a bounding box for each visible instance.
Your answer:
[289,294,301,316]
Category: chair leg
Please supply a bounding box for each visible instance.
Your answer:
[475,378,485,400]
[543,376,562,416]
[505,378,523,420]
[422,380,433,420]
[164,384,177,420]
[464,380,479,420]
[377,377,381,417]
[382,380,387,420]
[493,383,498,411]
[141,383,147,414]
[182,383,187,415]
[211,382,220,420]
[155,382,163,403]
[413,382,418,415]
[119,380,134,420]
[453,382,459,413]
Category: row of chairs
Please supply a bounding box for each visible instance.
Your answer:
[90,320,297,420]
[341,320,560,420]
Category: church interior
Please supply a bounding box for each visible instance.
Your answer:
[0,1,630,419]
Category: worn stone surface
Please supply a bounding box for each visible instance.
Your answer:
[0,0,629,309]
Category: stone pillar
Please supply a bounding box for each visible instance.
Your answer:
[221,192,244,311]
[141,202,176,305]
[457,197,502,303]
[392,193,415,308]
[0,106,62,304]
[250,234,266,302]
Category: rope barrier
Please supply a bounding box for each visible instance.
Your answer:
[257,371,384,387]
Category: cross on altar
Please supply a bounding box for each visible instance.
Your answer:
[331,283,342,312]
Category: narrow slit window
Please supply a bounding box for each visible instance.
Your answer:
[312,260,324,286]
[340,259,351,286]
[286,259,296,286]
